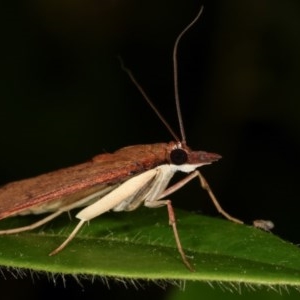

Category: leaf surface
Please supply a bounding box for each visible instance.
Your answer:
[0,208,299,286]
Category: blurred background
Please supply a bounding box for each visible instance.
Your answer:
[0,0,299,299]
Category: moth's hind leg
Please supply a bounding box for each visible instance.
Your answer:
[0,211,64,235]
[48,219,85,256]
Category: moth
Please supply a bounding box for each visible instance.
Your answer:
[0,7,243,271]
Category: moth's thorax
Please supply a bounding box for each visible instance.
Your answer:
[171,163,203,173]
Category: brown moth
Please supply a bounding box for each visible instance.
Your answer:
[0,6,243,271]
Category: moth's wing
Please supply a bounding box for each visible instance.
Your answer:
[0,158,142,219]
[0,143,169,219]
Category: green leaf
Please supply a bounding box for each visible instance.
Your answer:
[0,208,299,286]
[168,282,300,300]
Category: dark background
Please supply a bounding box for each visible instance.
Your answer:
[1,0,299,299]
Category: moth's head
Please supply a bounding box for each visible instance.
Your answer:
[167,142,221,172]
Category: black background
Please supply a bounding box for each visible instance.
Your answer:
[0,0,299,299]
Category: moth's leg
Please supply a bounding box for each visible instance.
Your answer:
[158,170,243,224]
[0,211,64,235]
[145,199,194,272]
[49,220,85,256]
[49,169,158,256]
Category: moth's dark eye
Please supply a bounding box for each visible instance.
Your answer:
[170,149,188,165]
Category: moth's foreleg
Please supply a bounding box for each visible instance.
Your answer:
[196,170,243,224]
[158,170,243,224]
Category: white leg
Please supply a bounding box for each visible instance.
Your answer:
[50,169,159,256]
[158,170,243,224]
[0,211,64,235]
[49,220,86,256]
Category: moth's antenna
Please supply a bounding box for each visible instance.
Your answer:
[118,56,180,142]
[118,6,204,143]
[173,6,204,145]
